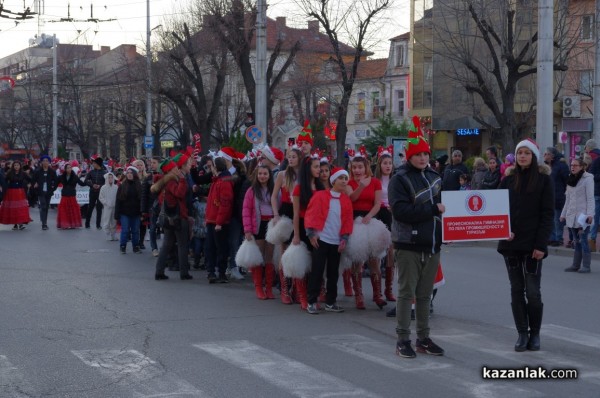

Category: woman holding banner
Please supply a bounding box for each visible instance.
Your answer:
[498,139,553,352]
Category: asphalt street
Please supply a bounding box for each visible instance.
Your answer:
[1,209,599,398]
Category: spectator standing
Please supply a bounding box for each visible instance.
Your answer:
[584,139,600,251]
[543,147,569,246]
[32,155,58,230]
[84,157,106,229]
[480,157,501,189]
[115,166,143,254]
[442,150,469,191]
[470,157,487,190]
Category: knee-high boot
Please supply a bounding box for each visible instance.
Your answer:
[351,271,365,309]
[264,263,276,299]
[527,302,543,351]
[511,302,529,352]
[294,278,308,310]
[342,269,353,297]
[370,273,387,309]
[565,250,582,272]
[384,266,396,301]
[279,268,292,304]
[251,266,267,300]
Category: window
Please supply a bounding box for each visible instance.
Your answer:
[355,129,371,138]
[582,15,594,41]
[371,91,380,119]
[580,70,593,96]
[425,91,432,107]
[396,89,405,117]
[395,43,406,67]
[424,56,433,81]
[357,92,366,120]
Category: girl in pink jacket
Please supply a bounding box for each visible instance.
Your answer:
[242,165,275,299]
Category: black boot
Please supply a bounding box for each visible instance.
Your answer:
[511,302,529,352]
[527,302,543,351]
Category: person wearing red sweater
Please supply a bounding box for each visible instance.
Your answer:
[205,156,235,283]
[304,167,353,314]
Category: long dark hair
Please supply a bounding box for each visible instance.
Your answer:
[299,157,324,209]
[118,170,142,201]
[6,160,22,180]
[252,165,274,203]
[512,153,540,194]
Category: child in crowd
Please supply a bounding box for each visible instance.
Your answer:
[99,172,119,240]
[459,174,471,190]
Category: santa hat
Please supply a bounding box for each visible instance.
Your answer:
[515,138,540,160]
[330,167,349,184]
[261,146,279,165]
[217,146,236,162]
[234,151,246,161]
[405,116,431,160]
[160,159,177,174]
[296,121,314,146]
[127,165,139,174]
[71,159,79,167]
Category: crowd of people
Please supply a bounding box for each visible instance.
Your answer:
[1,118,598,358]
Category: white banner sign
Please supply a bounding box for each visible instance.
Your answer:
[50,186,90,205]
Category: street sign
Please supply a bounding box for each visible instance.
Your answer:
[144,136,154,149]
[442,190,511,242]
[161,140,175,148]
[245,125,264,144]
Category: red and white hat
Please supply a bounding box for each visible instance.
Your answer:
[329,167,349,184]
[515,138,540,160]
[261,146,279,165]
[217,147,236,162]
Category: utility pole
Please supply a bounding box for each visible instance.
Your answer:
[145,0,153,157]
[52,34,58,159]
[594,0,600,144]
[536,0,554,152]
[255,0,267,147]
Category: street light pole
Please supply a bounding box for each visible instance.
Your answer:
[536,0,553,152]
[52,33,58,159]
[145,0,152,157]
[255,0,267,147]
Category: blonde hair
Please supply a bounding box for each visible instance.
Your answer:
[349,157,372,180]
[473,157,486,170]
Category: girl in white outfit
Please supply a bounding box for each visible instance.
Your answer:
[99,172,119,240]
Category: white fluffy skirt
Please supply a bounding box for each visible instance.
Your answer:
[344,217,371,264]
[235,239,264,268]
[281,242,311,278]
[266,216,293,245]
[339,253,353,271]
[366,218,392,259]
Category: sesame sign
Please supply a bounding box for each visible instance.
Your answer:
[442,190,511,242]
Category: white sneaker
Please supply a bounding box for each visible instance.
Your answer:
[152,249,159,257]
[228,267,245,280]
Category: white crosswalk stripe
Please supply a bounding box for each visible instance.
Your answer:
[0,355,36,397]
[543,324,600,350]
[72,349,211,397]
[194,340,381,398]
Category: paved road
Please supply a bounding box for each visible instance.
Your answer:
[1,210,599,397]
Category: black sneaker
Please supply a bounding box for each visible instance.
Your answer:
[218,274,229,284]
[306,303,320,314]
[139,243,146,250]
[18,224,26,230]
[324,303,344,313]
[180,274,193,280]
[386,307,396,317]
[133,246,141,254]
[416,338,444,356]
[42,225,48,230]
[207,273,217,284]
[395,340,416,358]
[120,246,126,254]
[155,273,169,280]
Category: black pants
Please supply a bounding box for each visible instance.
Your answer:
[307,240,340,305]
[206,224,230,276]
[86,190,103,228]
[504,255,543,333]
[38,193,52,226]
[155,218,190,277]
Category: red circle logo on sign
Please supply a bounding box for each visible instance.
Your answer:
[465,193,485,215]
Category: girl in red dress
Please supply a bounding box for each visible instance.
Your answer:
[57,164,86,229]
[0,161,32,230]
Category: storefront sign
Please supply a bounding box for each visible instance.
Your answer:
[456,128,480,136]
[161,140,175,148]
[442,190,511,242]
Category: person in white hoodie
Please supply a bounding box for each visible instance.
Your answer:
[99,172,119,240]
[561,157,595,273]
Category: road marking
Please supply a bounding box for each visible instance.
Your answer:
[72,349,210,397]
[315,334,542,398]
[0,355,36,397]
[543,324,600,349]
[194,340,380,398]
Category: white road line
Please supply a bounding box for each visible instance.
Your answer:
[544,324,600,349]
[0,355,36,397]
[72,349,210,397]
[314,334,542,398]
[194,340,380,398]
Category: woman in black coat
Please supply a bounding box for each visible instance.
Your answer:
[497,139,553,353]
[115,166,142,254]
[57,164,86,229]
[480,157,501,189]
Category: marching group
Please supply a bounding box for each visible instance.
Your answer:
[1,116,597,358]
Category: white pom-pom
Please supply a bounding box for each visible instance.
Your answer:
[366,217,392,259]
[266,216,293,245]
[339,253,353,270]
[235,239,264,269]
[281,242,311,278]
[344,217,370,264]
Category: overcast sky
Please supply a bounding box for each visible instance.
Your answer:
[0,0,410,60]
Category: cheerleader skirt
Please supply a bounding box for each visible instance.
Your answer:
[57,196,83,229]
[0,188,32,225]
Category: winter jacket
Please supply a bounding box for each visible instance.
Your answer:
[588,148,600,196]
[84,168,106,192]
[32,167,58,196]
[471,165,487,190]
[480,169,500,190]
[304,189,354,239]
[115,180,142,219]
[497,164,554,257]
[99,182,118,209]
[548,157,569,209]
[560,172,595,228]
[140,173,155,214]
[162,176,189,219]
[388,162,443,254]
[442,162,469,191]
[206,172,234,226]
[242,188,263,235]
[58,173,86,196]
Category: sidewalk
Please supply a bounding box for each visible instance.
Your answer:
[454,240,600,260]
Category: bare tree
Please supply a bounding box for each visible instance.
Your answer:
[296,0,392,165]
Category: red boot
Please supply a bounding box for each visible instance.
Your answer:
[294,278,308,310]
[370,273,388,309]
[252,267,267,300]
[279,268,292,304]
[343,269,353,297]
[384,266,396,302]
[264,263,276,299]
[351,271,366,309]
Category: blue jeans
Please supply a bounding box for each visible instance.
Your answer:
[148,209,159,251]
[591,196,600,240]
[120,215,140,248]
[551,208,565,242]
[192,236,205,261]
[570,227,590,255]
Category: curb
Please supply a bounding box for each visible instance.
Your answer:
[450,240,600,260]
